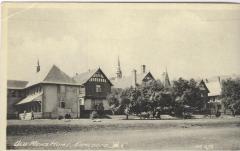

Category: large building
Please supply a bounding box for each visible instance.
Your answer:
[72,68,113,117]
[110,57,155,89]
[7,62,112,119]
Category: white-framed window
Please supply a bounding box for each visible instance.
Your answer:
[80,98,85,105]
[96,85,102,92]
[60,99,65,108]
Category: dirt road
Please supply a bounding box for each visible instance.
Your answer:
[7,118,240,150]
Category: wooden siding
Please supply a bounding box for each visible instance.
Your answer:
[84,81,111,99]
[84,70,112,99]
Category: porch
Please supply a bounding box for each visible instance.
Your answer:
[15,92,43,119]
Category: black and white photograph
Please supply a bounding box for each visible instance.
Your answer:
[2,2,240,150]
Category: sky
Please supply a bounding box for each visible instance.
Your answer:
[4,3,240,81]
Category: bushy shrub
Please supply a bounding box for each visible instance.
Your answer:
[90,111,99,119]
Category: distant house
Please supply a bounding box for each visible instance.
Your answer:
[196,80,210,110]
[110,58,155,89]
[204,78,223,113]
[111,69,155,89]
[196,77,224,112]
[7,61,112,119]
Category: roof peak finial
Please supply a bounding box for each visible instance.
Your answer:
[116,55,122,79]
[164,66,170,88]
[36,58,40,73]
[118,56,120,67]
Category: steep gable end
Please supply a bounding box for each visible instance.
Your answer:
[73,68,113,86]
[138,72,155,84]
[88,69,113,86]
[198,80,210,93]
[142,72,155,82]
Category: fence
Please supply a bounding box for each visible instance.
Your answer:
[19,112,42,120]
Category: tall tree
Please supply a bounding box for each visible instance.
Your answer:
[221,78,240,115]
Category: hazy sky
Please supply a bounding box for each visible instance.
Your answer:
[5,3,240,81]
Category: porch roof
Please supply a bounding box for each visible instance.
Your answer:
[16,92,43,105]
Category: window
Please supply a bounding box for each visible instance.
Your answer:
[60,100,65,108]
[38,86,42,93]
[60,85,66,93]
[15,90,19,97]
[10,90,16,97]
[96,85,102,92]
[60,102,65,108]
[18,91,22,97]
[79,86,85,95]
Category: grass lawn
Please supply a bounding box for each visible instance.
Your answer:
[7,117,240,150]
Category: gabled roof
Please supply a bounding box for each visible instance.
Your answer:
[205,80,221,97]
[7,80,28,89]
[111,76,133,89]
[197,80,210,93]
[43,65,76,84]
[73,69,98,85]
[26,64,77,87]
[137,72,155,83]
[73,68,113,86]
[111,71,155,89]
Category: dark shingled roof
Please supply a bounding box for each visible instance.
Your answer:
[7,80,28,89]
[26,64,78,87]
[43,65,76,84]
[9,65,112,89]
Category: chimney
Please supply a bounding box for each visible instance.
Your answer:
[132,69,137,88]
[36,59,40,73]
[218,76,221,83]
[141,65,146,74]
